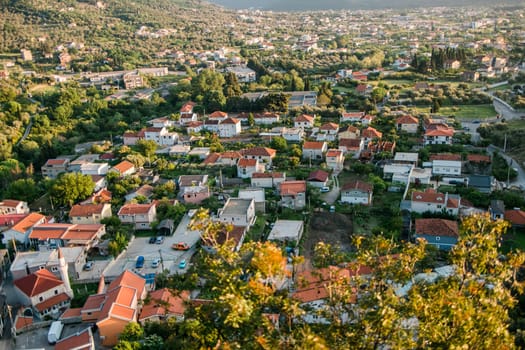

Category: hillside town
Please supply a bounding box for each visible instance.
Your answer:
[0,0,524,348]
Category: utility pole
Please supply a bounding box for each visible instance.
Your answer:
[158,249,164,271]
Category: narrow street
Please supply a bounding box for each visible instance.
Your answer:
[487,144,525,189]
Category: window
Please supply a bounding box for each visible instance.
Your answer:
[436,236,441,241]
[51,266,58,272]
[55,290,58,295]
[39,296,43,302]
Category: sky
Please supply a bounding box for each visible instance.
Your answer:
[208,0,521,11]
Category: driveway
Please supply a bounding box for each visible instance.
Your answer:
[103,214,201,278]
[320,174,340,205]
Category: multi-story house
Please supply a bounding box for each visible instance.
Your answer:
[414,218,459,251]
[179,101,198,125]
[396,115,419,134]
[294,114,315,129]
[302,141,328,161]
[243,147,277,165]
[253,112,280,125]
[110,160,136,177]
[424,124,454,145]
[361,127,382,147]
[341,181,373,205]
[218,117,241,138]
[325,149,344,171]
[144,127,179,146]
[251,172,286,188]
[410,188,460,216]
[317,123,339,141]
[237,158,265,179]
[69,203,112,225]
[117,203,157,230]
[338,125,360,140]
[217,198,256,229]
[0,200,29,215]
[2,212,47,245]
[340,111,364,123]
[282,127,305,142]
[280,181,307,210]
[41,158,70,179]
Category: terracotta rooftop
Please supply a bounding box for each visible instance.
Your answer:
[69,203,107,217]
[339,138,362,149]
[10,213,46,234]
[209,111,228,118]
[411,188,445,204]
[243,147,277,157]
[505,210,525,226]
[60,307,82,319]
[326,149,343,157]
[221,117,239,124]
[55,327,93,350]
[221,151,243,159]
[111,160,135,174]
[307,170,329,182]
[44,158,69,166]
[396,115,419,124]
[415,218,459,237]
[14,315,33,332]
[14,269,64,297]
[238,158,258,167]
[362,126,383,139]
[303,141,326,150]
[295,114,315,123]
[342,180,373,193]
[118,203,155,216]
[467,154,491,163]
[29,223,70,240]
[202,225,246,248]
[430,153,461,161]
[203,153,221,165]
[180,101,196,113]
[319,122,339,131]
[252,172,285,179]
[425,124,454,137]
[280,181,307,196]
[139,288,190,322]
[35,292,69,312]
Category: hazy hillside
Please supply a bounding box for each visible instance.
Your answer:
[208,0,523,10]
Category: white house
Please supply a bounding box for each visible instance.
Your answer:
[148,116,176,128]
[251,172,286,188]
[179,101,198,125]
[218,117,241,138]
[410,188,460,216]
[243,147,277,165]
[2,213,47,245]
[317,123,339,141]
[254,112,280,125]
[294,114,315,129]
[117,203,157,230]
[396,115,419,134]
[217,198,256,229]
[144,127,179,146]
[424,124,454,145]
[267,220,304,244]
[302,141,327,161]
[0,200,30,215]
[325,149,344,171]
[237,158,264,179]
[341,181,373,205]
[282,127,305,142]
[432,160,462,176]
[280,181,307,210]
[340,111,365,123]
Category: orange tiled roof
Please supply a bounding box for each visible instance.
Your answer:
[60,307,82,319]
[45,158,68,166]
[415,218,458,237]
[320,122,339,131]
[221,117,239,124]
[396,115,418,125]
[252,172,285,179]
[112,160,135,174]
[411,188,445,204]
[209,111,228,118]
[467,154,491,163]
[243,147,277,157]
[326,149,343,157]
[295,114,315,123]
[238,158,257,167]
[29,223,70,240]
[505,210,525,226]
[342,180,373,192]
[11,213,46,234]
[362,126,382,139]
[35,292,69,312]
[15,315,33,331]
[14,269,64,297]
[55,328,93,350]
[139,289,189,321]
[303,141,326,150]
[203,153,221,165]
[221,151,243,159]
[180,101,196,113]
[280,181,307,196]
[430,153,461,161]
[61,224,104,241]
[339,138,362,149]
[118,203,155,216]
[307,170,329,182]
[69,203,106,217]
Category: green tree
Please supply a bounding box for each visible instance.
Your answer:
[50,173,95,207]
[224,72,242,98]
[270,136,287,152]
[136,139,157,159]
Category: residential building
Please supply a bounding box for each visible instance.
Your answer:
[123,130,145,146]
[307,170,329,188]
[217,198,256,228]
[139,289,190,324]
[415,218,459,250]
[237,158,265,179]
[29,224,105,251]
[432,160,462,176]
[489,200,505,220]
[69,203,112,225]
[118,203,157,230]
[179,101,198,125]
[123,71,143,89]
[341,181,373,205]
[238,188,266,213]
[81,271,147,347]
[55,327,95,350]
[361,127,382,146]
[302,141,328,161]
[125,184,154,202]
[340,111,365,123]
[294,114,315,129]
[410,188,460,216]
[225,66,256,83]
[20,49,32,61]
[243,147,277,165]
[208,111,229,122]
[2,213,47,245]
[338,125,360,140]
[201,225,247,253]
[424,124,454,145]
[267,220,304,245]
[396,115,419,133]
[280,181,307,210]
[325,149,344,171]
[110,160,136,177]
[505,209,525,229]
[144,127,179,146]
[383,163,414,184]
[218,151,243,166]
[0,200,29,215]
[282,127,305,142]
[41,158,70,179]
[218,117,241,138]
[251,172,286,188]
[148,116,176,128]
[468,175,493,193]
[253,112,280,125]
[339,138,364,155]
[393,152,419,166]
[317,122,339,141]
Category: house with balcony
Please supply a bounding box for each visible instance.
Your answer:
[424,124,454,145]
[41,158,70,179]
[410,188,460,216]
[339,138,364,155]
[294,114,315,129]
[237,158,265,179]
[242,147,277,165]
[341,181,373,205]
[317,123,339,141]
[29,223,106,251]
[144,127,179,146]
[325,149,344,171]
[280,181,307,210]
[0,200,29,215]
[117,203,157,230]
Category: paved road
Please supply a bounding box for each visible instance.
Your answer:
[320,174,340,205]
[487,144,525,189]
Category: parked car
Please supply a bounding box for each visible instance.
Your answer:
[148,237,156,244]
[83,261,94,271]
[136,256,145,269]
[172,242,190,250]
[178,259,187,269]
[151,258,161,268]
[155,236,165,244]
[320,186,330,193]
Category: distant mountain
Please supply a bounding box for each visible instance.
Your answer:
[208,0,523,11]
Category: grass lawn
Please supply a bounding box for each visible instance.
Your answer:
[413,104,497,120]
[29,84,58,96]
[507,119,525,130]
[502,229,525,253]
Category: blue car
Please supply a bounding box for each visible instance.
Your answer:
[136,256,145,269]
[178,259,187,269]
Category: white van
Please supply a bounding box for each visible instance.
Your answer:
[47,320,64,344]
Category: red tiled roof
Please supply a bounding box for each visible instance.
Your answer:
[326,149,343,157]
[342,112,365,119]
[55,328,93,350]
[118,203,155,215]
[295,114,315,123]
[320,122,339,131]
[29,223,70,240]
[203,153,221,165]
[69,203,106,217]
[45,159,68,166]
[505,210,525,226]
[238,158,257,167]
[0,214,26,227]
[467,154,491,163]
[303,141,326,150]
[342,180,373,192]
[430,153,461,161]
[252,172,285,179]
[15,315,33,331]
[415,218,459,237]
[396,115,418,125]
[112,160,135,174]
[221,151,243,159]
[209,111,228,118]
[221,117,239,124]
[180,101,196,113]
[307,170,329,182]
[243,147,277,157]
[339,138,362,149]
[425,124,454,137]
[280,181,307,196]
[35,292,69,312]
[10,213,46,234]
[411,188,445,204]
[362,127,382,139]
[14,269,64,297]
[139,289,189,322]
[60,307,82,319]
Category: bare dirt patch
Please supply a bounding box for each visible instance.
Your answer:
[303,211,353,260]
